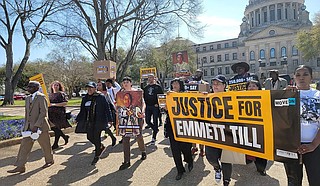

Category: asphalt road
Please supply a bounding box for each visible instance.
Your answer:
[0,107,309,185]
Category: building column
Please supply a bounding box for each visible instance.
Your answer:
[283,3,286,20]
[260,8,263,25]
[267,5,270,23]
[275,3,278,21]
[253,10,256,27]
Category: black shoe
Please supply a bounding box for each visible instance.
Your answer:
[119,162,131,170]
[188,161,193,172]
[91,157,99,165]
[111,137,116,146]
[52,144,59,150]
[258,170,267,176]
[145,125,151,129]
[96,145,106,157]
[175,172,183,180]
[141,152,147,160]
[64,135,70,145]
[223,180,230,186]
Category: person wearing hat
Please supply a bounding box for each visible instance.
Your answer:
[8,81,54,173]
[228,62,259,91]
[143,74,164,145]
[264,70,287,90]
[205,75,233,186]
[75,81,113,165]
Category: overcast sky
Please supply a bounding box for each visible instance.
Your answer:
[0,0,319,66]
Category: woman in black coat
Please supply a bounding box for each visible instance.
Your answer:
[164,78,193,180]
[76,82,113,165]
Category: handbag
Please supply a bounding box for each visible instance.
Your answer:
[220,149,246,165]
[75,121,87,134]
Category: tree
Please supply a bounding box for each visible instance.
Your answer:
[0,0,66,105]
[46,0,204,81]
[297,12,320,61]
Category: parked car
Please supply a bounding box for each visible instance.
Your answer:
[79,90,87,97]
[13,94,26,100]
[0,95,4,101]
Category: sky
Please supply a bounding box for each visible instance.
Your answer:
[0,0,319,66]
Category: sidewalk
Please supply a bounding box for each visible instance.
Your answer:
[0,125,309,186]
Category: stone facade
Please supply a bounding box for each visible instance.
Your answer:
[194,0,319,83]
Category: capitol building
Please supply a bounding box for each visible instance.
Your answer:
[194,0,317,82]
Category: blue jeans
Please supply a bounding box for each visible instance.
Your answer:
[145,105,160,139]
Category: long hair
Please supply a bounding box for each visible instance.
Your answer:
[97,80,107,91]
[170,78,185,92]
[50,81,65,93]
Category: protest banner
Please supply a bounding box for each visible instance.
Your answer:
[29,73,49,104]
[140,67,157,79]
[157,94,166,109]
[93,60,116,79]
[116,91,143,137]
[166,90,300,162]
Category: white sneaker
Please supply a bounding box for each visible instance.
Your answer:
[215,170,222,183]
[150,138,156,145]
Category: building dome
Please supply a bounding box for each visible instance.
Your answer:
[242,0,311,35]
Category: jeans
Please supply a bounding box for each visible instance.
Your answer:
[145,105,160,139]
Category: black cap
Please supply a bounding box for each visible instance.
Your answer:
[85,82,97,88]
[212,75,227,84]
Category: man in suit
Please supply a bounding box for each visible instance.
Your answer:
[7,81,54,174]
[264,70,288,90]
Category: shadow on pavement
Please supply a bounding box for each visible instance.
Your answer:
[91,160,143,185]
[1,167,45,185]
[158,155,210,186]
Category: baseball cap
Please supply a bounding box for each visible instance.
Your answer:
[85,82,97,88]
[211,75,227,84]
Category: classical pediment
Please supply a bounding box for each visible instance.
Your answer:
[245,25,298,41]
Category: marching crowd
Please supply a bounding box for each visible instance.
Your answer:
[6,63,320,186]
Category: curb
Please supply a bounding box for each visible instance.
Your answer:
[0,127,75,149]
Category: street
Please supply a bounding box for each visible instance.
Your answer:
[0,107,309,185]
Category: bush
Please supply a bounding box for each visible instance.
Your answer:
[0,119,24,140]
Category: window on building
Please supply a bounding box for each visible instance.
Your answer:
[204,69,208,76]
[293,59,298,66]
[210,68,214,76]
[202,57,207,63]
[270,48,276,58]
[281,47,287,57]
[317,58,320,67]
[196,47,200,52]
[217,44,221,49]
[225,54,229,61]
[232,41,237,47]
[225,66,230,74]
[292,46,298,56]
[264,11,267,22]
[293,8,296,19]
[250,51,255,60]
[270,9,275,21]
[285,8,288,19]
[258,14,261,25]
[218,67,222,75]
[233,53,237,60]
[203,46,206,51]
[277,9,282,20]
[210,45,214,50]
[270,62,277,66]
[225,43,229,48]
[197,58,200,64]
[242,52,245,56]
[217,55,222,62]
[260,49,265,59]
[250,64,255,73]
[210,56,214,62]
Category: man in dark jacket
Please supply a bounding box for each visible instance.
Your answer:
[143,74,163,145]
[76,82,113,165]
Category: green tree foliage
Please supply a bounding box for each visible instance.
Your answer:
[297,12,320,61]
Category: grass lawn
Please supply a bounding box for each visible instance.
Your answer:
[0,97,82,107]
[0,115,25,120]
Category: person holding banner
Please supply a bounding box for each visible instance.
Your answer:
[228,62,259,91]
[164,78,193,180]
[246,80,268,176]
[205,75,232,186]
[205,75,233,185]
[283,65,320,186]
[118,77,147,170]
[48,81,71,150]
[75,82,113,165]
